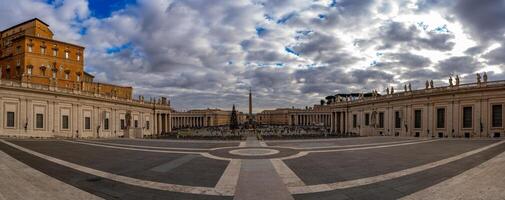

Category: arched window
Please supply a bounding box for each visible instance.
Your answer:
[6,65,11,79]
[40,65,46,76]
[76,71,81,82]
[64,69,71,80]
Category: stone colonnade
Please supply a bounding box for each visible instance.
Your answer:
[290,113,331,127]
[172,115,209,129]
[154,112,171,134]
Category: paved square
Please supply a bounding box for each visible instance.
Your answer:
[1,137,504,200]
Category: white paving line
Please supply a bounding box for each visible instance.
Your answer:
[279,140,439,160]
[0,139,233,196]
[113,138,242,143]
[305,139,439,154]
[215,159,241,195]
[288,140,505,194]
[271,159,306,187]
[401,148,505,200]
[264,136,411,143]
[64,140,203,155]
[76,140,211,151]
[0,151,103,200]
[200,153,232,161]
[275,139,428,150]
[238,142,246,147]
[259,141,268,147]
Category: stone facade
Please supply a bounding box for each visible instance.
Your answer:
[0,79,171,138]
[171,109,246,129]
[257,108,301,125]
[324,81,505,138]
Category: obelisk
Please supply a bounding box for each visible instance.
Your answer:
[249,87,252,117]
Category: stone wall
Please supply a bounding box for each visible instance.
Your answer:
[0,80,171,138]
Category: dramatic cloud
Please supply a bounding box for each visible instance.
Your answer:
[1,0,504,112]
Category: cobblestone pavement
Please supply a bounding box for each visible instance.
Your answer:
[1,136,504,200]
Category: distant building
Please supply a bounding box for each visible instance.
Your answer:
[171,108,246,129]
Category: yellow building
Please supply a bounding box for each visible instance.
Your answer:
[0,18,132,99]
[257,108,301,125]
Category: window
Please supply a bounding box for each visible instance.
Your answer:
[463,107,472,128]
[134,120,138,128]
[62,115,69,129]
[104,118,109,130]
[84,117,91,130]
[28,46,32,52]
[64,72,69,80]
[6,66,10,79]
[365,113,370,126]
[77,75,80,82]
[120,119,125,129]
[437,108,445,128]
[65,51,69,59]
[77,55,80,61]
[146,121,150,130]
[378,112,384,128]
[414,110,422,129]
[6,112,15,127]
[40,47,46,55]
[16,46,20,54]
[41,68,46,76]
[27,67,32,75]
[36,113,44,129]
[492,105,503,128]
[395,111,401,128]
[352,114,357,128]
[53,49,57,56]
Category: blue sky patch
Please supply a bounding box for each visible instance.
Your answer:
[329,0,337,7]
[277,12,297,24]
[88,0,136,18]
[255,26,267,37]
[433,25,449,33]
[106,42,132,54]
[285,47,300,56]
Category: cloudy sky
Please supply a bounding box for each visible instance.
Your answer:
[1,0,504,112]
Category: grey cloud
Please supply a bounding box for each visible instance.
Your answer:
[376,53,432,69]
[436,56,482,75]
[5,0,504,111]
[292,32,359,66]
[377,21,455,51]
[484,44,505,65]
[452,0,505,42]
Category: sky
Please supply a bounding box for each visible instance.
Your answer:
[1,0,504,113]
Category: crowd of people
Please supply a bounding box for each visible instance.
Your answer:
[167,125,359,139]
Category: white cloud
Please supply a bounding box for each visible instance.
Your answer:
[1,0,504,112]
